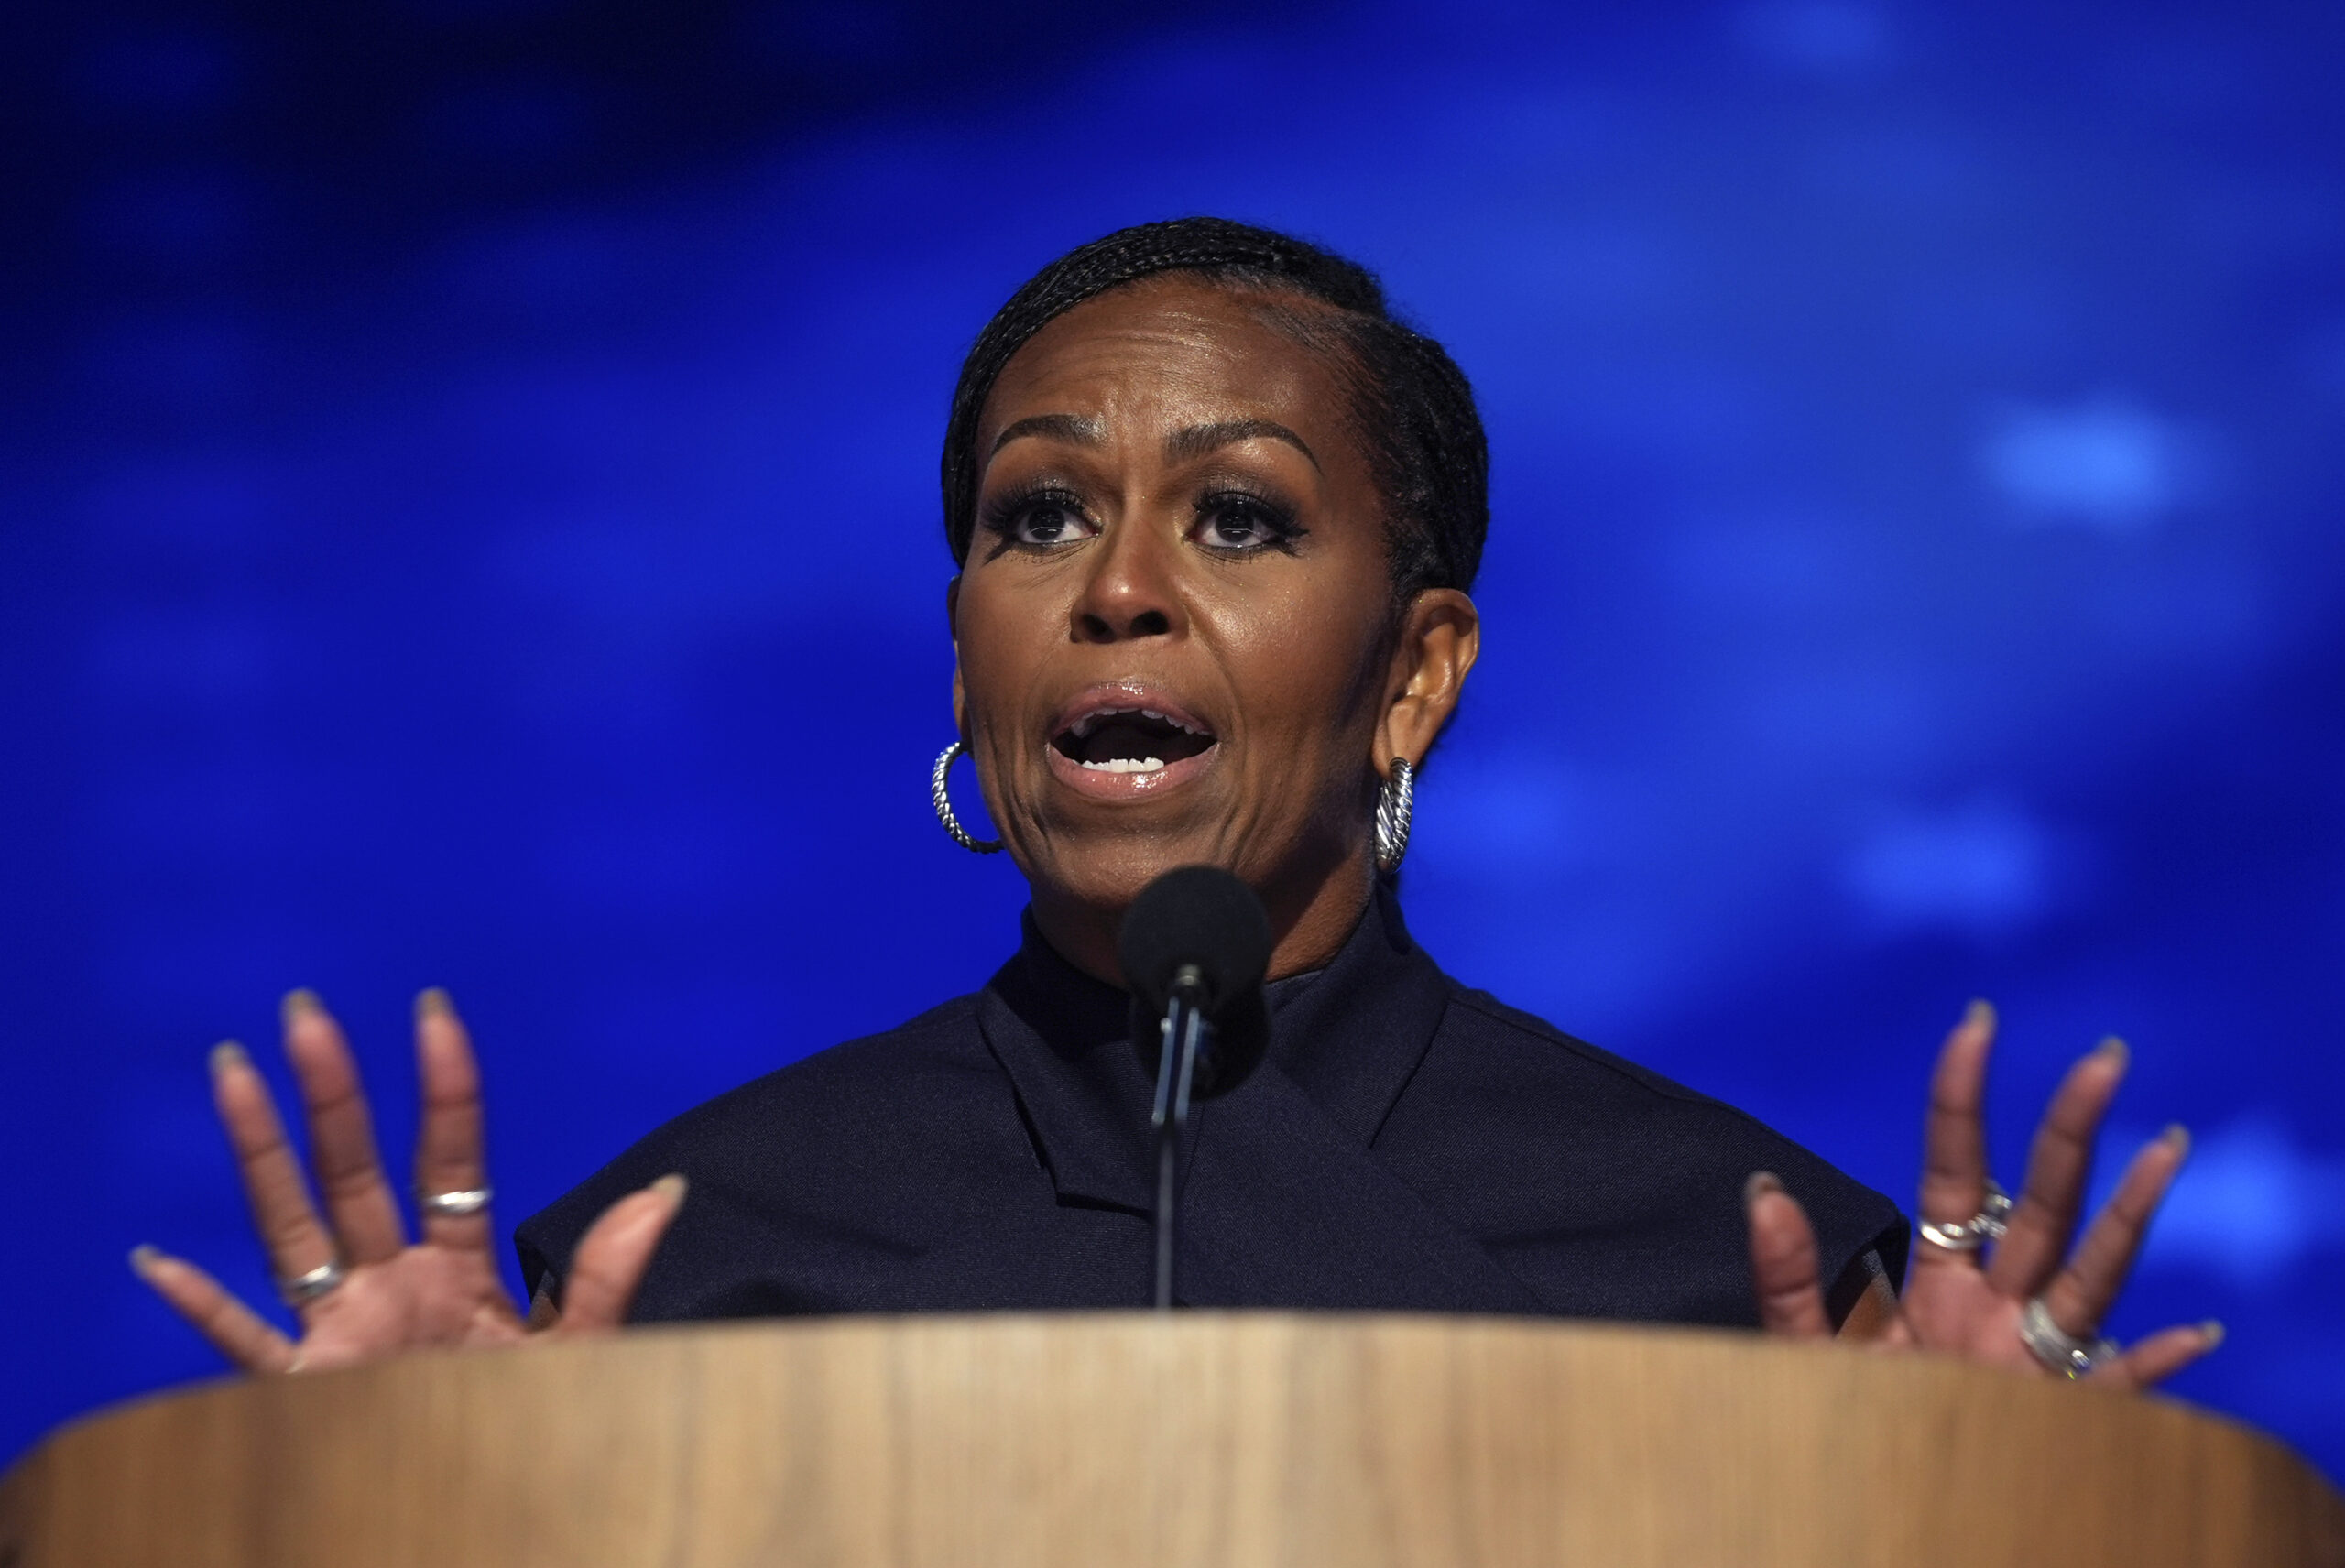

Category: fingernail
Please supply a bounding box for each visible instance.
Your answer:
[280,988,321,1026]
[1964,997,1996,1030]
[2097,1035,2130,1069]
[2200,1319,2225,1348]
[1743,1171,1783,1203]
[128,1244,160,1279]
[209,1040,248,1074]
[415,986,451,1021]
[2165,1123,2192,1157]
[650,1172,688,1204]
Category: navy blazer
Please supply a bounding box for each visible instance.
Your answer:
[518,890,1907,1325]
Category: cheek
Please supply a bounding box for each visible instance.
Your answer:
[954,579,1055,726]
[1218,594,1389,750]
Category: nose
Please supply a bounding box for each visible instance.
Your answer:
[1071,515,1183,644]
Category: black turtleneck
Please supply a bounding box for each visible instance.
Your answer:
[516,891,1906,1326]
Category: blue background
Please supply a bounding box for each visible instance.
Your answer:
[5,0,2340,1479]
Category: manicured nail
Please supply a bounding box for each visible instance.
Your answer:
[280,988,321,1026]
[2200,1319,2226,1348]
[2097,1035,2130,1069]
[209,1040,248,1074]
[2164,1123,2192,1157]
[1964,998,1996,1030]
[415,986,452,1021]
[128,1244,161,1279]
[1743,1171,1784,1203]
[651,1172,688,1204]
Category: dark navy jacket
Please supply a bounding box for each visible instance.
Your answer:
[517,891,1906,1326]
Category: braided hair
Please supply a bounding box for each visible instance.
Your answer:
[941,217,1489,602]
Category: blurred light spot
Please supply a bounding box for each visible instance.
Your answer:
[1736,1,1893,75]
[1980,396,2201,531]
[1844,800,2061,934]
[2128,1121,2345,1285]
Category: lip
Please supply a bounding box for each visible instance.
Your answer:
[1043,680,1221,802]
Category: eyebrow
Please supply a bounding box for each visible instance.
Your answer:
[987,413,1102,459]
[986,412,1322,473]
[1164,419,1319,472]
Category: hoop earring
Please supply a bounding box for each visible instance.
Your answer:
[1374,757,1415,874]
[932,741,1003,854]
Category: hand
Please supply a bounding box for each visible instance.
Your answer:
[1746,1000,2222,1388]
[132,988,682,1375]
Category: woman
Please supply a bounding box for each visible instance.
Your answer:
[133,219,2216,1386]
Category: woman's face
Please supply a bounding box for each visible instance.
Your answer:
[952,275,1474,978]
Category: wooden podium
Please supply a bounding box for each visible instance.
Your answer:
[3,1315,2339,1567]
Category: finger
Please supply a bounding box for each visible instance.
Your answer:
[412,989,494,1254]
[2093,1321,2224,1392]
[1744,1172,1834,1339]
[2042,1125,2189,1334]
[552,1175,687,1335]
[1987,1038,2129,1296]
[130,1245,299,1374]
[279,990,406,1266]
[211,1040,339,1296]
[1914,1001,1996,1272]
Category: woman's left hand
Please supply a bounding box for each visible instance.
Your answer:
[1746,1001,2223,1388]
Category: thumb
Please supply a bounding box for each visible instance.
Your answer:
[551,1174,687,1335]
[1745,1171,1834,1339]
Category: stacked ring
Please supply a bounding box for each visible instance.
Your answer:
[1917,1179,2012,1253]
[2018,1296,2121,1378]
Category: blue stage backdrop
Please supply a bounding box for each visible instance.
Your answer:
[4,0,2340,1475]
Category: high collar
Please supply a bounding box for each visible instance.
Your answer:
[971,886,1545,1312]
[973,885,1456,1214]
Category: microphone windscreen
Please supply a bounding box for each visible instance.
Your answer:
[1118,866,1273,1099]
[1118,866,1272,1017]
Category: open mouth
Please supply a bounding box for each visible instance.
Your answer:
[1049,706,1218,775]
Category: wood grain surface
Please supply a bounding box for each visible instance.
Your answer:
[2,1314,2339,1567]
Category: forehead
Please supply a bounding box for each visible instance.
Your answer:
[978,276,1356,442]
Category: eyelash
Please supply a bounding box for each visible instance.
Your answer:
[976,483,1308,557]
[1192,488,1306,555]
[979,485,1090,557]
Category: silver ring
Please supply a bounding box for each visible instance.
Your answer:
[2019,1296,2121,1379]
[1917,1178,2012,1253]
[420,1185,493,1218]
[278,1260,345,1307]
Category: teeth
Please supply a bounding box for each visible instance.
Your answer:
[1064,705,1204,740]
[1079,757,1165,773]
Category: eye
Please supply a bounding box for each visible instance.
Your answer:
[985,487,1098,550]
[1194,491,1303,553]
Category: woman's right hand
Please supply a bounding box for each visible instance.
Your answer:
[132,987,682,1375]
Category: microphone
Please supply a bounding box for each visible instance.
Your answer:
[1118,866,1272,1311]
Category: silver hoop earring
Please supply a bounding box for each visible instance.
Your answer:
[932,741,1003,854]
[1374,757,1415,874]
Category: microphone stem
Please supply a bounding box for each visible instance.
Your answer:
[1151,971,1209,1312]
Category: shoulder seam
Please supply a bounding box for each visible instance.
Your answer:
[1441,983,1756,1119]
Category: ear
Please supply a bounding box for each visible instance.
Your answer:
[1371,589,1479,778]
[946,575,967,737]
